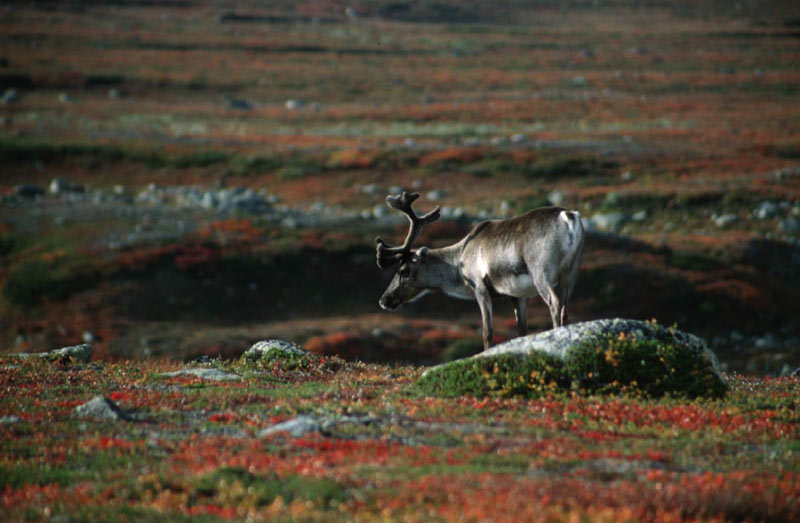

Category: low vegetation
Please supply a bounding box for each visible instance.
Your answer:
[0,355,797,521]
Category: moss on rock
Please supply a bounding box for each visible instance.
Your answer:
[418,319,727,399]
[418,351,569,398]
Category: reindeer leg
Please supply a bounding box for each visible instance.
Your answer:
[475,286,494,350]
[540,286,562,329]
[559,305,568,327]
[511,297,527,337]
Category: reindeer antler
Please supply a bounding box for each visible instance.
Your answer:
[375,192,441,268]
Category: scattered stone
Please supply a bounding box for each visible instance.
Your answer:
[591,212,629,232]
[285,99,303,110]
[631,210,647,222]
[58,92,76,104]
[1,89,19,104]
[221,95,252,110]
[426,189,446,201]
[779,217,800,235]
[754,201,779,220]
[463,137,481,147]
[41,343,94,363]
[242,339,307,361]
[14,184,45,199]
[0,415,20,424]
[49,177,84,196]
[160,368,241,381]
[620,171,634,182]
[490,136,508,146]
[258,414,378,438]
[572,76,588,86]
[510,133,527,144]
[108,88,123,100]
[360,183,380,195]
[372,204,387,218]
[388,185,404,195]
[259,415,322,437]
[754,333,776,350]
[713,213,738,228]
[547,189,565,206]
[82,331,97,343]
[73,395,130,421]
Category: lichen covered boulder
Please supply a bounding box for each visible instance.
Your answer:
[10,344,93,363]
[241,339,313,370]
[418,319,727,399]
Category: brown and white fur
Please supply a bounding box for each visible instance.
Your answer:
[377,193,584,351]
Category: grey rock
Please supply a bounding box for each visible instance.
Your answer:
[547,189,565,206]
[373,204,388,218]
[360,183,380,195]
[49,178,84,195]
[73,395,129,421]
[631,210,648,222]
[423,318,724,383]
[159,368,241,381]
[713,213,738,228]
[591,212,629,232]
[426,189,447,201]
[779,217,800,235]
[47,344,93,363]
[0,415,21,424]
[285,99,303,110]
[1,89,19,104]
[755,201,780,220]
[510,133,528,144]
[258,414,378,438]
[259,415,322,437]
[242,339,307,361]
[58,92,76,104]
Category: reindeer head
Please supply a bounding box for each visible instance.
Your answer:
[375,192,440,311]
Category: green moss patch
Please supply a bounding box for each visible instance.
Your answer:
[417,352,569,398]
[194,467,348,507]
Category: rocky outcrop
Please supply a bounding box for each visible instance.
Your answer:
[73,395,130,421]
[419,319,727,399]
[242,339,307,361]
[159,368,241,381]
[11,344,93,363]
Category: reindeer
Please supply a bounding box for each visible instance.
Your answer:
[376,192,584,350]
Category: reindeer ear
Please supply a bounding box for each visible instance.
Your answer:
[412,247,429,263]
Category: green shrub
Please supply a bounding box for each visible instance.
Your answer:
[567,333,727,399]
[194,467,347,506]
[417,352,568,398]
[2,257,93,307]
[440,338,483,362]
